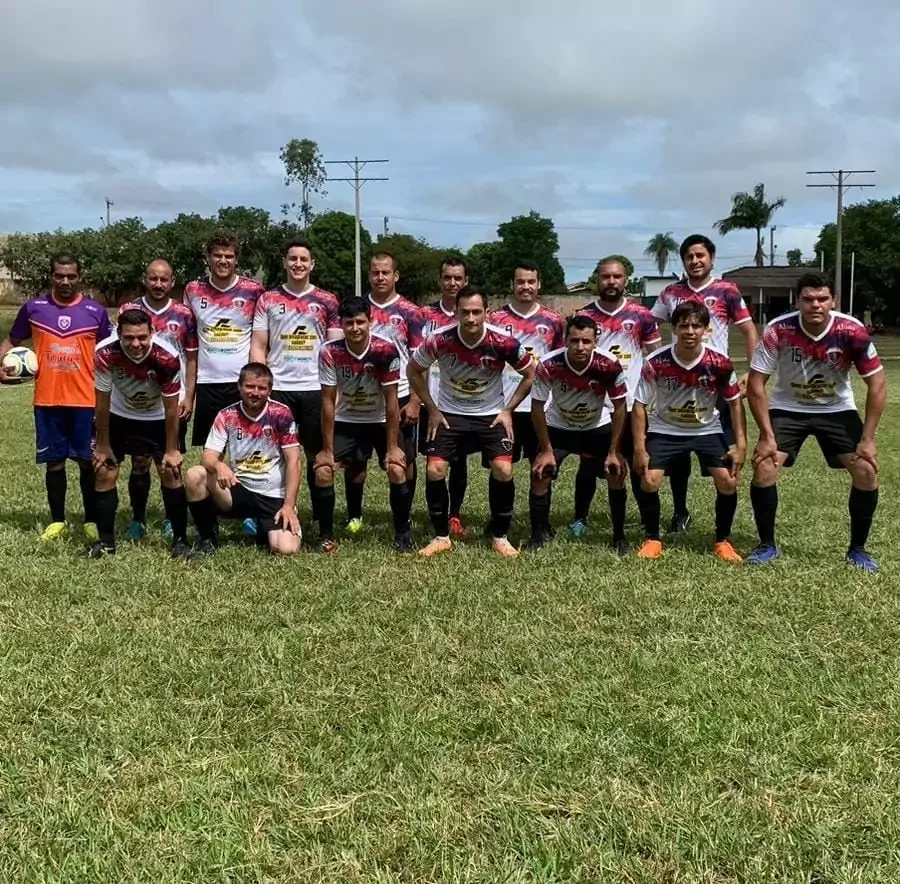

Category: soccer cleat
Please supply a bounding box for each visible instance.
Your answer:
[847,547,879,572]
[162,519,174,541]
[668,512,692,534]
[170,539,190,560]
[448,516,468,539]
[568,519,588,538]
[492,536,519,558]
[346,518,364,535]
[40,521,68,542]
[319,538,339,554]
[85,541,115,559]
[612,538,630,557]
[126,520,146,541]
[419,536,452,557]
[191,538,218,558]
[525,535,544,553]
[393,533,416,553]
[83,522,100,543]
[636,539,663,559]
[747,544,780,565]
[241,517,258,537]
[713,540,744,563]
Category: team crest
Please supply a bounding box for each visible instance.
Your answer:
[390,315,404,327]
[621,319,636,333]
[480,356,500,371]
[698,375,710,388]
[263,425,273,437]
[233,298,246,309]
[704,296,717,309]
[825,347,843,365]
[536,324,550,336]
[146,370,156,382]
[58,315,71,330]
[308,303,322,314]
[167,320,180,334]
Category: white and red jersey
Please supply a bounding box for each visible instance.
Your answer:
[205,400,299,499]
[420,300,457,400]
[95,334,182,421]
[489,303,564,413]
[652,278,752,355]
[576,299,661,408]
[184,276,264,384]
[750,311,882,413]
[318,335,401,424]
[413,324,530,417]
[253,285,341,392]
[367,294,424,400]
[533,348,627,431]
[636,345,741,436]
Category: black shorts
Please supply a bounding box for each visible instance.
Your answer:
[216,483,285,540]
[178,417,188,453]
[646,432,730,472]
[665,397,735,478]
[771,408,862,468]
[540,425,612,479]
[427,413,513,465]
[271,389,322,456]
[512,411,540,463]
[109,414,167,464]
[193,382,239,447]
[334,421,390,468]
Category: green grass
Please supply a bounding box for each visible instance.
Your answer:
[0,365,899,881]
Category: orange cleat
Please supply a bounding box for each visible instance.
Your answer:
[448,516,469,539]
[636,539,664,559]
[713,540,743,563]
[492,536,519,558]
[419,536,452,557]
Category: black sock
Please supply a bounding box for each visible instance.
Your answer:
[306,460,321,523]
[750,483,778,547]
[78,462,96,523]
[849,487,878,550]
[318,485,335,539]
[574,462,597,522]
[642,490,661,540]
[608,487,627,542]
[389,481,412,535]
[449,457,468,517]
[161,485,188,543]
[630,468,645,519]
[715,491,738,542]
[425,477,450,537]
[346,479,364,521]
[529,490,551,538]
[669,455,691,517]
[128,471,152,524]
[188,496,218,542]
[94,488,118,547]
[489,475,515,538]
[46,468,67,523]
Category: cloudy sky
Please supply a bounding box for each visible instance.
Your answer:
[2,0,897,282]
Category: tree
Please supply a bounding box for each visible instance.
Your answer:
[215,206,272,279]
[280,139,327,231]
[586,254,635,287]
[85,218,152,305]
[715,183,786,267]
[786,248,804,267]
[644,232,679,276]
[307,211,372,298]
[466,242,504,297]
[495,211,566,293]
[369,233,444,304]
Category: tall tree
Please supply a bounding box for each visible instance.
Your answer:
[644,232,679,275]
[215,206,272,279]
[715,183,786,267]
[495,211,566,293]
[280,139,327,231]
[307,211,372,298]
[369,233,444,304]
[466,242,504,297]
[786,248,804,267]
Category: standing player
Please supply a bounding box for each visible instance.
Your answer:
[184,363,301,556]
[0,253,111,541]
[250,240,341,530]
[315,298,411,552]
[91,309,185,558]
[408,287,535,558]
[632,301,746,561]
[419,257,470,536]
[529,315,629,551]
[652,235,757,533]
[573,256,661,535]
[118,258,198,540]
[746,272,885,571]
[365,252,423,532]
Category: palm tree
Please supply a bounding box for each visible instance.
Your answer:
[644,232,679,276]
[715,183,786,267]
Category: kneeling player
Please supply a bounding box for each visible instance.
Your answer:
[315,298,413,553]
[184,362,301,556]
[408,287,535,558]
[746,272,885,570]
[632,301,746,561]
[91,309,186,558]
[529,315,628,551]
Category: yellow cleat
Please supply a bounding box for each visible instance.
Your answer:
[40,521,68,542]
[83,522,100,544]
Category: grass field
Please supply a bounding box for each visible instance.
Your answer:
[0,369,898,882]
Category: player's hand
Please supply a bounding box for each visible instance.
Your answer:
[532,448,556,478]
[633,449,650,476]
[274,505,301,536]
[314,450,336,473]
[854,439,879,472]
[385,445,407,471]
[1,363,17,381]
[179,399,194,421]
[738,372,750,398]
[427,409,449,442]
[728,445,746,479]
[752,437,778,468]
[93,445,116,471]
[491,408,514,440]
[162,449,183,476]
[401,399,420,426]
[605,451,625,478]
[215,462,237,489]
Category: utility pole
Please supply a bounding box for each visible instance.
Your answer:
[769,225,776,266]
[383,216,389,238]
[324,157,389,298]
[105,197,114,227]
[806,169,875,307]
[849,251,856,317]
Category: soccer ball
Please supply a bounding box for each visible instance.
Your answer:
[2,346,38,381]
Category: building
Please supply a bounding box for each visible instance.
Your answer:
[721,266,810,323]
[0,235,10,282]
[641,274,680,309]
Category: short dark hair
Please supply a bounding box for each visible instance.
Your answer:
[118,308,152,331]
[672,301,710,328]
[513,259,541,278]
[596,256,629,275]
[50,252,81,274]
[339,297,370,321]
[797,271,833,294]
[566,314,597,337]
[238,362,273,385]
[206,233,240,257]
[441,256,469,277]
[456,286,488,309]
[282,239,314,259]
[679,234,716,261]
[370,251,398,271]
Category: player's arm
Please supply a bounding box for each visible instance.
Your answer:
[282,445,301,512]
[858,369,886,469]
[249,329,269,364]
[409,340,448,441]
[93,390,114,469]
[161,391,183,474]
[401,312,425,425]
[316,384,338,472]
[383,383,405,468]
[631,402,650,475]
[530,396,555,477]
[1,305,29,378]
[505,357,536,412]
[180,349,198,419]
[607,397,628,473]
[202,416,236,487]
[727,394,748,477]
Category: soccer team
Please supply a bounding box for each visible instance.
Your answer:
[0,231,886,570]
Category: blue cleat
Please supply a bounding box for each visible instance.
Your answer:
[126,520,146,541]
[241,517,258,537]
[747,544,780,565]
[568,519,588,539]
[846,547,878,572]
[162,519,174,541]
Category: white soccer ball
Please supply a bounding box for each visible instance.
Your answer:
[2,346,38,380]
